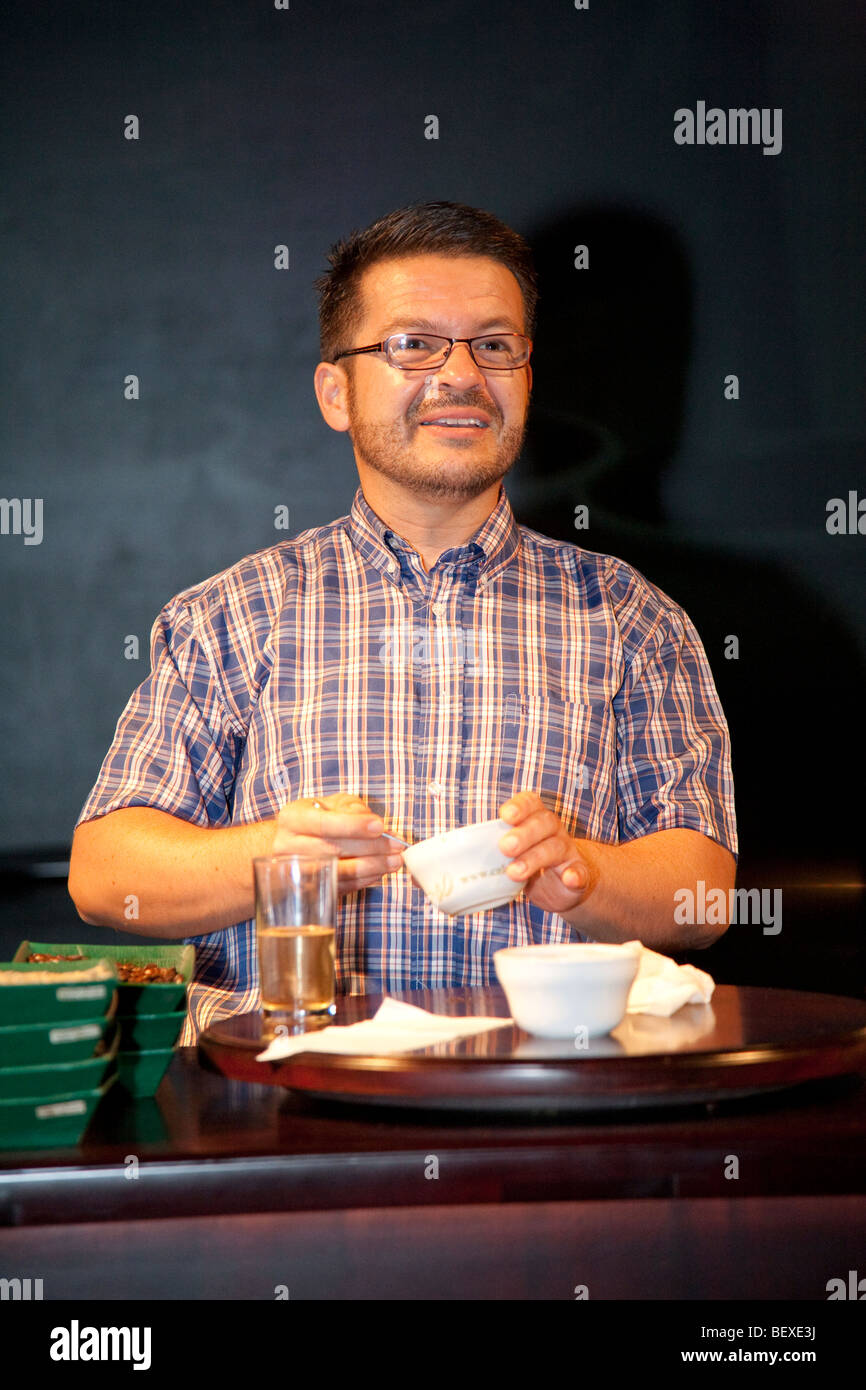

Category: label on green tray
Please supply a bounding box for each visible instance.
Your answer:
[36,1099,87,1119]
[48,1024,101,1044]
[56,986,106,1002]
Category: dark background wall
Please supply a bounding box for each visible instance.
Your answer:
[1,1,863,990]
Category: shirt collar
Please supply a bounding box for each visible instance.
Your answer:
[346,484,520,589]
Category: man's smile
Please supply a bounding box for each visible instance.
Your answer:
[419,419,490,432]
[416,405,493,433]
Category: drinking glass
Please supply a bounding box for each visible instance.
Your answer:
[254,853,338,1033]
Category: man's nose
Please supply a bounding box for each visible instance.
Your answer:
[432,340,487,389]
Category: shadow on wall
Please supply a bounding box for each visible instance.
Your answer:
[523,205,692,526]
[514,206,865,992]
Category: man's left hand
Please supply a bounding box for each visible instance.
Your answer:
[497,791,591,916]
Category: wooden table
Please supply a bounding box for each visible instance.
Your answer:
[1,985,865,1300]
[199,982,866,1110]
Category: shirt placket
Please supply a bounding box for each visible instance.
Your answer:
[409,561,478,984]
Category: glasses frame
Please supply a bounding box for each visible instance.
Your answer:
[333,332,533,372]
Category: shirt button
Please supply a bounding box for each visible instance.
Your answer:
[432,603,446,616]
[428,780,445,795]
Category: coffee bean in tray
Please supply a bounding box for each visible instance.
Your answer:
[26,952,87,962]
[116,962,184,984]
[26,953,182,984]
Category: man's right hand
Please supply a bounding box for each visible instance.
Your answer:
[272,793,404,896]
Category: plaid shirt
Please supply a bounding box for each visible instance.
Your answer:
[78,484,737,1042]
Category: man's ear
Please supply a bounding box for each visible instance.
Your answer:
[314,361,352,432]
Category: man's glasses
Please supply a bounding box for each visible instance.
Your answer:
[333,333,532,371]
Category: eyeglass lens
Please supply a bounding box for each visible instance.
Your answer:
[386,334,528,369]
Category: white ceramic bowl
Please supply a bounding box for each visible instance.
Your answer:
[402,818,522,916]
[493,942,643,1039]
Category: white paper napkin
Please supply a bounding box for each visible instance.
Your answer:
[625,942,715,1017]
[256,995,512,1061]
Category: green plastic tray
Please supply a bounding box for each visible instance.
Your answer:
[0,996,117,1066]
[116,1047,176,1097]
[117,1009,186,1052]
[0,1021,120,1101]
[0,1071,117,1150]
[15,941,194,1014]
[0,958,118,1026]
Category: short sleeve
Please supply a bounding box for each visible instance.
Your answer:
[75,603,243,830]
[613,602,738,857]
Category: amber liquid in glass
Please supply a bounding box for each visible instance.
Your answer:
[258,925,336,1017]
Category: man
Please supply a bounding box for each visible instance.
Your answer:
[69,201,737,1042]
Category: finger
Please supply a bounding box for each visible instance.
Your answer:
[337,854,404,891]
[319,792,370,812]
[277,799,384,840]
[559,858,589,890]
[320,799,407,851]
[274,833,403,865]
[506,832,575,881]
[499,790,544,826]
[271,830,343,858]
[330,836,406,858]
[499,806,561,858]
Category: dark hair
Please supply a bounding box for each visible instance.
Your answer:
[314,201,539,364]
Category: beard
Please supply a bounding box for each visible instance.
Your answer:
[345,380,528,501]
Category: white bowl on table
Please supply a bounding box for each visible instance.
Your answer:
[493,941,643,1039]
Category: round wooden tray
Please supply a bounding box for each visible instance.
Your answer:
[198,985,866,1114]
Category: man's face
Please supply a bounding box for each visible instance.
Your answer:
[337,254,532,501]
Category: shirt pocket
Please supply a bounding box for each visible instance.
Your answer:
[497,691,614,837]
